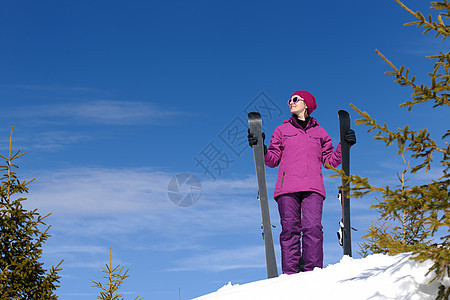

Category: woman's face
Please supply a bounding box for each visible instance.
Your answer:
[289,96,308,117]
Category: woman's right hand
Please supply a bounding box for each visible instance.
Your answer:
[248,129,258,147]
[248,129,267,154]
[248,129,266,146]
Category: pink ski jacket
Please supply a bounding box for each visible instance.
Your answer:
[264,116,341,199]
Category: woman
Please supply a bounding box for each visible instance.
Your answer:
[248,90,356,274]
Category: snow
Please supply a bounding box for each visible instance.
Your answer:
[194,253,450,300]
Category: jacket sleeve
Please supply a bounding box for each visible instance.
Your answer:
[322,135,341,169]
[264,127,283,168]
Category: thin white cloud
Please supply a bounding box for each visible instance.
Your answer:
[12,100,185,125]
[5,84,101,93]
[25,167,173,216]
[67,100,179,124]
[22,168,265,246]
[399,35,450,57]
[168,246,266,272]
[23,167,271,273]
[61,258,124,270]
[20,131,92,151]
[44,245,106,255]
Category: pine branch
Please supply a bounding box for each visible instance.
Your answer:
[375,50,450,110]
[396,0,450,39]
[350,104,447,174]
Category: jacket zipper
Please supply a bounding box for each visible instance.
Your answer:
[281,171,285,188]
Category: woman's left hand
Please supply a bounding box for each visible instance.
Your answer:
[345,129,356,146]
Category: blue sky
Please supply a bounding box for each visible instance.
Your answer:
[1,0,448,299]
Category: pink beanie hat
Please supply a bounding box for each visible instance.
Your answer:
[291,90,317,114]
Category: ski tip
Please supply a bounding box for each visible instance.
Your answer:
[248,111,261,119]
[338,110,350,117]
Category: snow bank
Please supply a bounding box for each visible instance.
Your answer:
[194,253,449,300]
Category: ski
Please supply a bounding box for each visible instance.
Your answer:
[248,112,278,279]
[338,110,352,257]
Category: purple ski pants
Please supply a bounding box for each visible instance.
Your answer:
[276,192,324,274]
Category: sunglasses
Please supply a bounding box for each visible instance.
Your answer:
[288,96,304,106]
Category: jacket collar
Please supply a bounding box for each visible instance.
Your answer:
[284,115,318,130]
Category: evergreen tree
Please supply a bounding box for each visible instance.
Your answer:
[0,127,63,299]
[332,0,449,298]
[91,247,143,300]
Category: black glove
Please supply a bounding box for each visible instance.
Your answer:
[248,128,258,146]
[248,129,267,154]
[345,129,356,146]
